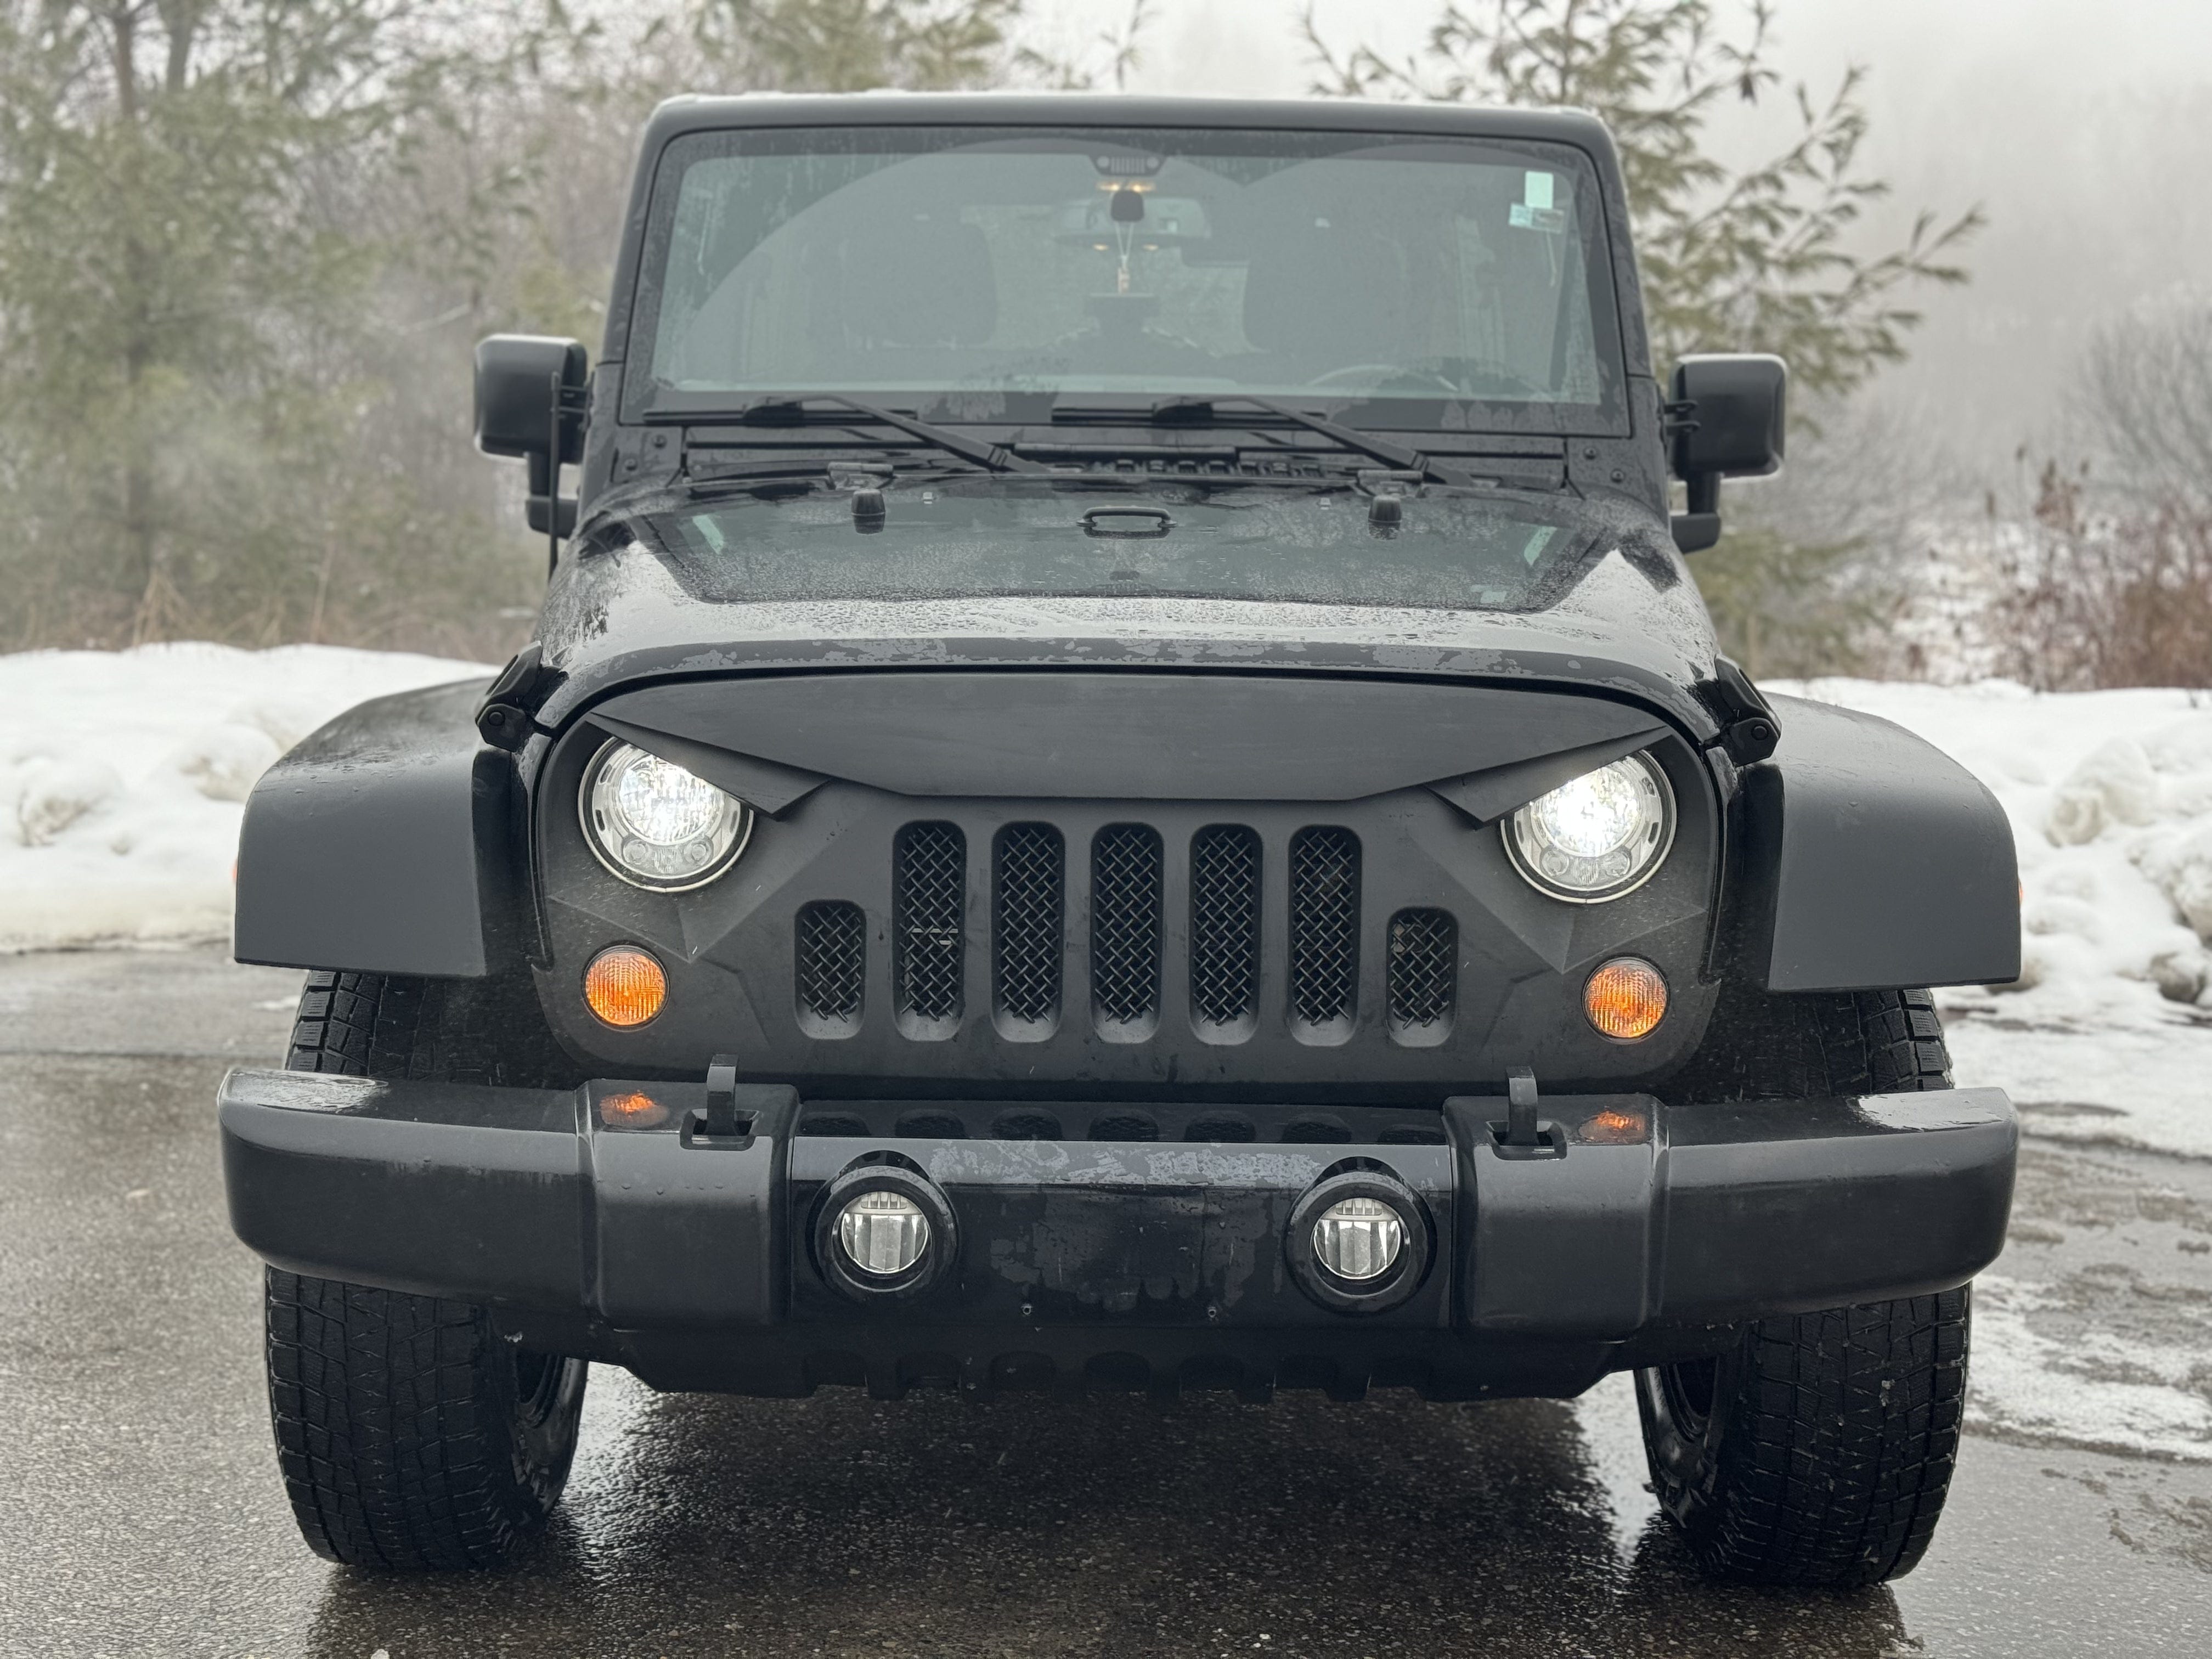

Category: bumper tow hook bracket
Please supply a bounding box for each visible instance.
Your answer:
[689,1053,754,1147]
[1492,1066,1566,1159]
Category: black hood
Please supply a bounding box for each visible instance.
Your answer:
[531,489,1723,742]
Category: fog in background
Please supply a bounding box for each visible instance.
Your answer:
[1034,0,2212,486]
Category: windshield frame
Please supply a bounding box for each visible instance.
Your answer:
[618,121,1633,439]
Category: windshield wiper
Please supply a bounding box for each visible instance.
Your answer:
[726,394,1050,475]
[1077,395,1495,491]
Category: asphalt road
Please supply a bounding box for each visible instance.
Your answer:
[2,947,2208,1659]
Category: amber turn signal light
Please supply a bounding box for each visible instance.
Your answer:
[1584,956,1667,1041]
[584,946,667,1028]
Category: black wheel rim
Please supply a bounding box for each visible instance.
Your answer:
[1660,1356,1718,1434]
[512,1350,568,1430]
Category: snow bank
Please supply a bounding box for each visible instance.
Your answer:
[0,644,490,951]
[1774,678,2212,1158]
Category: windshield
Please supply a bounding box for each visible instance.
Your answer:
[627,480,1641,613]
[625,125,1626,432]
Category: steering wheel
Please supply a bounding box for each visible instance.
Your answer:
[1305,363,1464,395]
[1306,362,1553,400]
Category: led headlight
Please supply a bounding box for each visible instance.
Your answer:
[1506,751,1675,902]
[580,738,752,891]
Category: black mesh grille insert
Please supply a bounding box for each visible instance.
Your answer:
[993,823,1065,1025]
[1289,827,1361,1029]
[1189,825,1262,1027]
[795,901,866,1025]
[1091,825,1163,1026]
[893,822,965,1024]
[1387,909,1457,1032]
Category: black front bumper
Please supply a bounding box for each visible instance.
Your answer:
[218,1070,2016,1401]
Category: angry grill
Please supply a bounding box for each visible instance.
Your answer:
[796,817,1452,1045]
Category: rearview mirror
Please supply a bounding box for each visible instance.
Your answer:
[1668,354,1787,553]
[475,334,587,548]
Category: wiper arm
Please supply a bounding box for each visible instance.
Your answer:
[1147,396,1489,489]
[734,394,1049,475]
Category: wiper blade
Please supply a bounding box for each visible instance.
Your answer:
[730,394,1049,475]
[1143,396,1491,489]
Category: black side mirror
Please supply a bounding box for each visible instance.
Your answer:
[1668,354,1787,553]
[475,335,588,546]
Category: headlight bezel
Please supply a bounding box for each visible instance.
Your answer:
[578,736,753,893]
[1504,749,1677,904]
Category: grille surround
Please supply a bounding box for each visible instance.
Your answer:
[893,821,966,1037]
[992,823,1065,1037]
[1189,825,1262,1038]
[1386,908,1457,1043]
[1288,827,1361,1040]
[1091,825,1164,1037]
[795,900,866,1036]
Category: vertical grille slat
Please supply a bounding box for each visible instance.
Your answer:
[1289,827,1361,1031]
[1189,825,1262,1030]
[1091,825,1163,1029]
[795,900,866,1029]
[993,823,1065,1027]
[893,822,966,1029]
[1387,908,1457,1036]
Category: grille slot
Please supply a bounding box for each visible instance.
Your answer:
[1091,825,1163,1032]
[795,900,866,1033]
[992,823,1065,1031]
[1387,908,1457,1041]
[1189,825,1262,1033]
[893,822,966,1034]
[1289,827,1361,1034]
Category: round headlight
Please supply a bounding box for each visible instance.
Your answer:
[1506,751,1675,902]
[581,738,752,891]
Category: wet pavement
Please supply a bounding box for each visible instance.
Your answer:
[2,947,2208,1658]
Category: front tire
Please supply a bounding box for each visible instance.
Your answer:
[1640,986,1970,1585]
[1636,1289,1971,1586]
[266,970,588,1570]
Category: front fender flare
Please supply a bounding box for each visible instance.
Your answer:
[234,679,524,978]
[1734,695,2020,992]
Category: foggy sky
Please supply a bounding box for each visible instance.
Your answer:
[1032,0,2212,481]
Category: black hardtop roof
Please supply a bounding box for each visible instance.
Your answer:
[639,92,1615,151]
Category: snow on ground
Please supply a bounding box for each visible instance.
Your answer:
[0,644,490,952]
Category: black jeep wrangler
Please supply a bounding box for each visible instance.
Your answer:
[220,94,2021,1585]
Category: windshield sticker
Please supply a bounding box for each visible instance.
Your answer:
[1511,169,1568,233]
[1521,524,1560,565]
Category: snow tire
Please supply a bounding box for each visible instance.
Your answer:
[1639,986,1970,1586]
[266,970,587,1570]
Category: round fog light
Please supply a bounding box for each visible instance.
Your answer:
[1313,1197,1404,1282]
[837,1190,931,1278]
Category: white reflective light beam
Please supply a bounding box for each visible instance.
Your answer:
[1313,1197,1404,1282]
[838,1190,931,1277]
[1530,765,1644,857]
[613,753,722,846]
